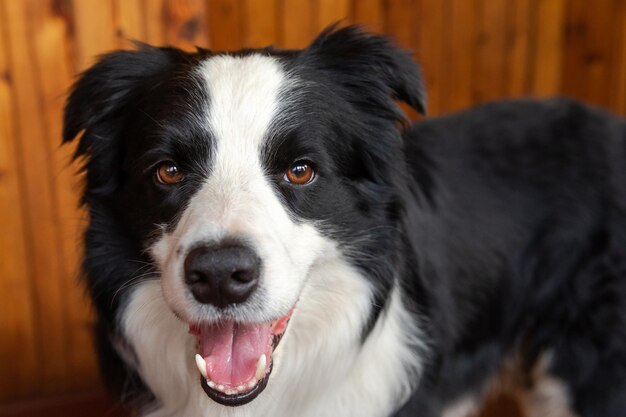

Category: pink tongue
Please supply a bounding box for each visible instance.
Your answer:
[198,320,271,387]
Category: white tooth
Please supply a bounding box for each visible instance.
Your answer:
[207,380,215,388]
[248,378,257,389]
[226,389,235,395]
[217,384,224,392]
[255,354,267,380]
[237,385,245,392]
[195,354,208,378]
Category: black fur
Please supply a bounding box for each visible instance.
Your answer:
[64,25,626,416]
[396,99,626,416]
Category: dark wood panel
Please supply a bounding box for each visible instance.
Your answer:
[0,0,39,402]
[0,392,128,417]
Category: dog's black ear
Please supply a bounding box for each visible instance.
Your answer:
[63,44,176,151]
[63,45,180,196]
[306,25,426,115]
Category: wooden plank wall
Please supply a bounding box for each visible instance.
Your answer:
[1,0,625,407]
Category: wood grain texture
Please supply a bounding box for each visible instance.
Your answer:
[615,0,626,114]
[444,0,478,111]
[279,0,315,48]
[504,0,532,97]
[562,0,618,107]
[26,0,96,392]
[114,0,146,47]
[351,0,383,32]
[0,0,625,411]
[142,0,166,45]
[208,0,243,50]
[243,0,277,47]
[528,0,566,96]
[163,0,209,50]
[475,0,508,102]
[315,0,350,32]
[0,0,39,402]
[413,0,445,115]
[3,0,70,397]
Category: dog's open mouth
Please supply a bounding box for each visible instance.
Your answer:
[189,307,295,406]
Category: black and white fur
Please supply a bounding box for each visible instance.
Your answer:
[63,26,626,417]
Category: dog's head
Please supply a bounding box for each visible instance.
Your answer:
[64,26,425,407]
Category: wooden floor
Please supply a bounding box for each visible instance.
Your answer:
[0,393,129,417]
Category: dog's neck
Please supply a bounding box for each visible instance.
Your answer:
[121,258,425,417]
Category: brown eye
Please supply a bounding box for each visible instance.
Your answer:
[156,161,184,185]
[285,160,315,185]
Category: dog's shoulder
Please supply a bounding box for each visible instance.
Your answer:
[403,98,625,195]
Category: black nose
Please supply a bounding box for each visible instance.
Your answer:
[184,244,261,307]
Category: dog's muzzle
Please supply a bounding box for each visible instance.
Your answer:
[183,242,295,406]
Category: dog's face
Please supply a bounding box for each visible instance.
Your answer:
[64,26,425,407]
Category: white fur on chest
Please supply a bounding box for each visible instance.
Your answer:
[121,259,426,417]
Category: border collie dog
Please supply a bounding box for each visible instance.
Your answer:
[63,26,626,417]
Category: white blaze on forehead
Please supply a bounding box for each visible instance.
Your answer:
[199,54,285,158]
[189,53,294,241]
[153,53,328,324]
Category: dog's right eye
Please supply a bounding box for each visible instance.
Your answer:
[285,160,316,185]
[156,161,184,185]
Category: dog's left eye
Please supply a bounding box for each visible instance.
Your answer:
[156,161,184,185]
[284,160,316,185]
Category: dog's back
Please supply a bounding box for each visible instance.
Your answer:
[397,98,626,416]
